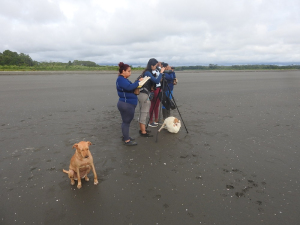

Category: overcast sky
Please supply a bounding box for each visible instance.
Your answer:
[1,0,299,66]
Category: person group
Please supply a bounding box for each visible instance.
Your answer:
[116,58,177,146]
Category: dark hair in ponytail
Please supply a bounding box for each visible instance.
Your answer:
[118,62,130,74]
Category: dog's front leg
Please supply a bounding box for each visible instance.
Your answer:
[69,170,75,186]
[84,166,91,181]
[91,164,98,185]
[76,168,82,189]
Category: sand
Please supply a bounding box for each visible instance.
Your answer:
[0,70,299,224]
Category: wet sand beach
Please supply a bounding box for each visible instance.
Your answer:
[0,70,299,224]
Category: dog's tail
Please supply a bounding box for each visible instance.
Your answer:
[63,169,69,174]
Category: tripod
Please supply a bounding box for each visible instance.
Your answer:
[146,74,188,142]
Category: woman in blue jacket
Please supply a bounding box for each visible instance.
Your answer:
[116,62,143,146]
[138,58,165,136]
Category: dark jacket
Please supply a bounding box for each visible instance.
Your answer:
[163,71,176,91]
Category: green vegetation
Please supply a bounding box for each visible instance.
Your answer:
[0,50,142,71]
[1,50,299,71]
[0,50,36,67]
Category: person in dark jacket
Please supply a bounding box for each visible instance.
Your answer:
[138,58,165,136]
[162,64,176,119]
[116,62,144,146]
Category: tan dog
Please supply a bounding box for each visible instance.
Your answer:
[158,116,181,133]
[63,141,98,189]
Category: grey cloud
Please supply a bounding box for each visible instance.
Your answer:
[0,0,65,24]
[1,0,299,65]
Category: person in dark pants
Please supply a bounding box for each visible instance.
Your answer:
[116,62,144,146]
[162,64,176,119]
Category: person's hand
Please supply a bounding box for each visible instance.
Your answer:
[139,78,144,81]
[160,67,165,73]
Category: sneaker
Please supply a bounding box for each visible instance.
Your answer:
[140,132,153,137]
[154,122,159,125]
[124,140,138,146]
[148,122,158,127]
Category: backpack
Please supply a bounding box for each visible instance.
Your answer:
[159,92,176,110]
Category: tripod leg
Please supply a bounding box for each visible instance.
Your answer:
[165,81,189,134]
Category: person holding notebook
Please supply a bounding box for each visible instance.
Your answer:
[116,62,144,146]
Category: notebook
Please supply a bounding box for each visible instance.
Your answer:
[138,76,151,88]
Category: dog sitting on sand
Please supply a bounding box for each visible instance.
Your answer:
[158,116,181,133]
[63,141,98,189]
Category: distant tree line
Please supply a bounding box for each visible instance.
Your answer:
[1,50,299,71]
[0,50,100,67]
[72,60,98,67]
[175,63,300,70]
[0,50,37,66]
[0,49,121,71]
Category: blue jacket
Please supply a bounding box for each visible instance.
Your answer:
[116,75,139,105]
[163,72,176,91]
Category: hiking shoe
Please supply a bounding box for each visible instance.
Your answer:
[148,122,158,127]
[124,140,138,146]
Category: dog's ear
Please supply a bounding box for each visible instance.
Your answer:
[87,141,92,146]
[72,143,78,149]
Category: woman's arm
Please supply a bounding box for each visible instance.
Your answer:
[171,71,176,78]
[144,71,162,84]
[117,77,139,91]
